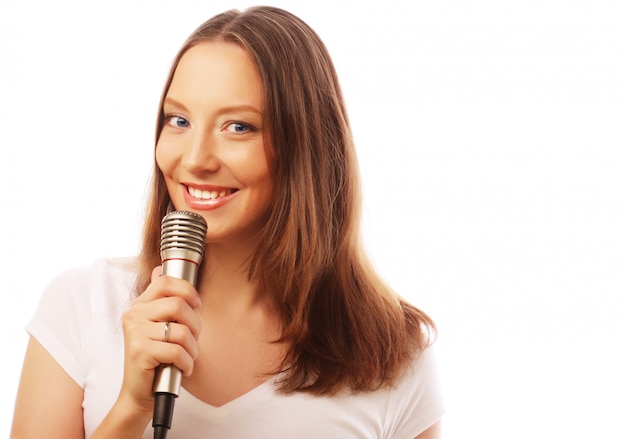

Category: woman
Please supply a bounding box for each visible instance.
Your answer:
[12,6,443,438]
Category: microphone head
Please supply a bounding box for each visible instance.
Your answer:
[160,210,207,264]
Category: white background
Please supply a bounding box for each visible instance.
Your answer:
[1,0,624,437]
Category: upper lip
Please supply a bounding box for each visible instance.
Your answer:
[184,182,237,192]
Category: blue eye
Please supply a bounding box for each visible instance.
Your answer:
[226,122,253,134]
[166,115,190,128]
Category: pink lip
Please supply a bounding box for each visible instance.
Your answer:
[182,184,239,210]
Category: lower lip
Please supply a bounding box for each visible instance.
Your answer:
[182,186,238,210]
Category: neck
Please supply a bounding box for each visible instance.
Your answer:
[196,241,265,314]
[194,239,285,355]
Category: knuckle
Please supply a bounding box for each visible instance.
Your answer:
[159,275,179,291]
[169,296,188,315]
[121,311,140,332]
[126,338,145,360]
[171,344,191,366]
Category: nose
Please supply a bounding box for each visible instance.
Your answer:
[182,128,220,174]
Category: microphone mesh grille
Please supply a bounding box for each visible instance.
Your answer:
[160,211,207,255]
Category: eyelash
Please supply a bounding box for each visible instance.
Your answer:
[163,115,259,135]
[164,115,189,129]
[225,121,257,134]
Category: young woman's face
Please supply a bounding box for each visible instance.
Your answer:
[156,42,273,244]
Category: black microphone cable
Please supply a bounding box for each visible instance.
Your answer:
[153,392,176,439]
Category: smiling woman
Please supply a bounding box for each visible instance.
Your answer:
[11,5,443,439]
[5,1,626,438]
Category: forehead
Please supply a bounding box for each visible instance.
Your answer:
[167,41,264,109]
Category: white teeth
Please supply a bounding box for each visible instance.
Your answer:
[188,187,230,200]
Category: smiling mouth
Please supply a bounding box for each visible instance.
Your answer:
[187,186,238,200]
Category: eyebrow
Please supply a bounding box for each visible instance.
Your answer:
[162,97,189,112]
[163,97,262,116]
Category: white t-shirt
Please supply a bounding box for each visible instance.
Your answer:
[27,258,444,438]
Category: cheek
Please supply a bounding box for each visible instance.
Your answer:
[247,162,273,199]
[225,146,270,184]
[248,161,271,184]
[255,166,275,208]
[154,142,171,175]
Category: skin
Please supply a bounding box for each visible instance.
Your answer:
[10,42,441,438]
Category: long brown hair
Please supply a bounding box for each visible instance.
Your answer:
[136,6,435,395]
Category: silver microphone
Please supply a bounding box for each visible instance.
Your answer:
[152,210,207,438]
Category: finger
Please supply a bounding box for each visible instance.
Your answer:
[128,295,202,339]
[156,339,197,377]
[136,275,202,309]
[131,338,197,378]
[151,265,163,282]
[154,321,199,360]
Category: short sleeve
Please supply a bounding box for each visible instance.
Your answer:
[385,346,445,438]
[25,266,96,387]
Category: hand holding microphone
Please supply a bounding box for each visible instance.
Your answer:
[152,211,207,439]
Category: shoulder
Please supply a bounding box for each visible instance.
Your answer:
[401,345,441,387]
[45,257,137,294]
[395,346,444,406]
[34,257,138,319]
[48,257,137,285]
[384,345,445,437]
